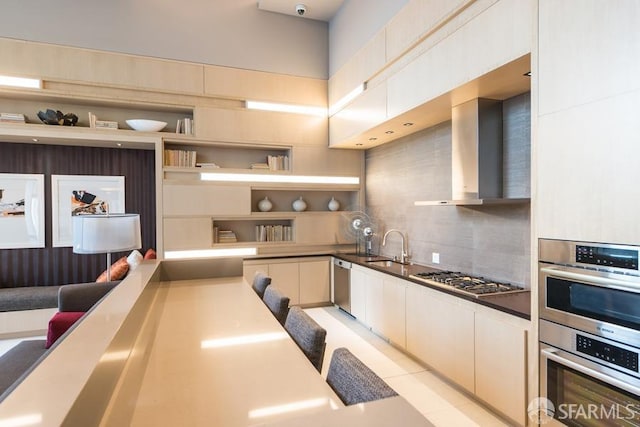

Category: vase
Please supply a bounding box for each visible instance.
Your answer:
[258,197,272,212]
[292,197,307,212]
[328,197,340,211]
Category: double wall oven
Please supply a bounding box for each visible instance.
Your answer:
[539,239,640,425]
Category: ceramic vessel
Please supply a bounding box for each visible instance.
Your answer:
[258,197,273,212]
[292,197,307,212]
[328,197,340,211]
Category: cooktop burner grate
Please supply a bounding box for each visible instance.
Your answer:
[409,271,526,297]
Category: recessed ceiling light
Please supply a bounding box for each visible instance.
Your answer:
[403,122,414,126]
[385,130,394,134]
[524,71,532,77]
[368,137,377,141]
[116,143,122,147]
[355,143,363,146]
[31,138,39,142]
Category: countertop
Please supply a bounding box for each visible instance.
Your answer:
[334,253,531,320]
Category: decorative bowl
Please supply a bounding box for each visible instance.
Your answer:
[37,109,78,126]
[126,119,167,132]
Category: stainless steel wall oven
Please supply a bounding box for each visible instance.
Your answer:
[539,239,640,426]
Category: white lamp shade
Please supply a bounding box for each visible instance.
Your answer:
[72,214,141,254]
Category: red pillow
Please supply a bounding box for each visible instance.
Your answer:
[96,256,129,282]
[144,248,157,260]
[45,311,85,348]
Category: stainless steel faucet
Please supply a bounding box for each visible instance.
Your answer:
[382,229,409,264]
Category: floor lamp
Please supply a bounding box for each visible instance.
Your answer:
[72,214,142,281]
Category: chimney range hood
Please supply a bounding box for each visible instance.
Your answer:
[415,98,529,206]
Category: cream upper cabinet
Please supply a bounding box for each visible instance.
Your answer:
[536,0,640,244]
[475,307,528,426]
[194,106,327,146]
[328,82,387,147]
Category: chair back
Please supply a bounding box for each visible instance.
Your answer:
[263,286,290,326]
[251,272,271,299]
[284,306,326,372]
[326,347,398,405]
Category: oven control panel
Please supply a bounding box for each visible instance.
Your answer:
[576,244,638,270]
[577,334,639,372]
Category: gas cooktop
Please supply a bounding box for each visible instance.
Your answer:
[409,271,527,298]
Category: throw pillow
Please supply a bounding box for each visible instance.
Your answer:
[144,248,157,260]
[45,311,85,348]
[96,256,129,282]
[127,249,144,271]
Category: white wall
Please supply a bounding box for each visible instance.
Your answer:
[0,0,328,79]
[329,0,408,76]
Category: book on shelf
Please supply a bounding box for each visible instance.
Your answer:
[266,155,289,171]
[216,230,237,244]
[0,112,26,123]
[250,162,270,170]
[196,162,220,169]
[164,149,197,167]
[176,118,194,135]
[255,224,293,242]
[88,112,118,129]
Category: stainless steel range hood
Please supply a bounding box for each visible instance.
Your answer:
[415,98,529,206]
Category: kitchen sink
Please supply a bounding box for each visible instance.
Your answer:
[366,260,402,268]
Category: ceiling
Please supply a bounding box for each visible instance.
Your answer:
[257,0,345,22]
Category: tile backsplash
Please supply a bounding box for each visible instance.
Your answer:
[365,93,531,287]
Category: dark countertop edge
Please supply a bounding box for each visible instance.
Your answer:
[333,253,531,321]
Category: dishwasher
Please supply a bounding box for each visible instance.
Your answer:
[333,258,352,314]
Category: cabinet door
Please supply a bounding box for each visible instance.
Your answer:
[381,276,406,349]
[350,267,367,321]
[269,262,300,305]
[406,283,432,363]
[243,264,269,285]
[163,184,250,216]
[475,312,527,426]
[299,259,330,305]
[364,271,384,335]
[425,290,475,393]
[164,217,212,250]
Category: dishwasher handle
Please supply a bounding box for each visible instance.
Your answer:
[333,258,352,269]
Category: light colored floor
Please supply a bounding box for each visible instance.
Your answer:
[306,306,511,427]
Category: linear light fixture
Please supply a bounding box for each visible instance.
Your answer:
[201,172,359,185]
[329,82,366,117]
[0,74,42,89]
[164,247,257,260]
[246,100,327,117]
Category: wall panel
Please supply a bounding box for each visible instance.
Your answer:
[0,142,155,287]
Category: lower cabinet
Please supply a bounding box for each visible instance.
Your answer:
[474,307,527,426]
[363,274,528,426]
[243,257,330,306]
[406,282,474,393]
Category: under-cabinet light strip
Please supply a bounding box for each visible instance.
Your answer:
[200,173,359,185]
[0,74,42,89]
[246,100,327,117]
[164,247,257,260]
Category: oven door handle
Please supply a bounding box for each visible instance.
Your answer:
[542,348,640,396]
[541,266,640,294]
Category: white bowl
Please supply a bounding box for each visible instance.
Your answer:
[126,119,167,132]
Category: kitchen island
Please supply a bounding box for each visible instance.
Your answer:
[0,259,433,427]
